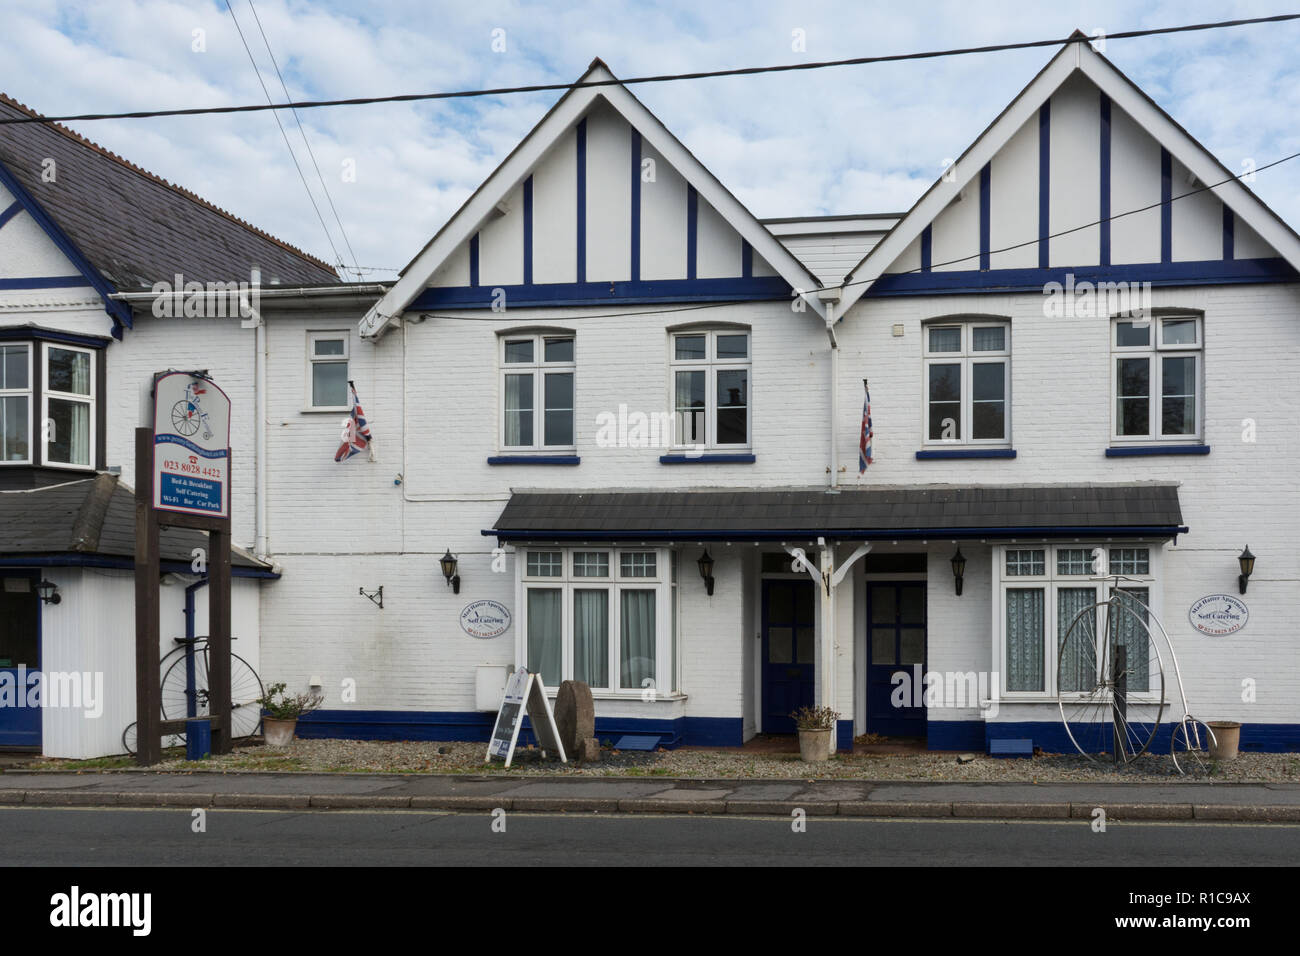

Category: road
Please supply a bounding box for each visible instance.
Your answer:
[2,807,1298,866]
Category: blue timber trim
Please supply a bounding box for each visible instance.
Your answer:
[630,128,641,281]
[0,326,112,348]
[1106,444,1209,457]
[575,118,587,283]
[0,200,21,230]
[410,276,793,310]
[741,240,753,278]
[522,175,533,286]
[468,233,480,287]
[294,709,743,748]
[485,524,1189,543]
[916,448,1016,460]
[686,185,698,280]
[927,720,985,751]
[1160,148,1172,263]
[1099,92,1111,266]
[978,721,1300,755]
[659,453,755,464]
[920,224,932,272]
[486,455,580,465]
[1038,102,1050,268]
[867,258,1298,296]
[836,720,854,752]
[0,276,93,290]
[0,158,131,338]
[0,568,40,747]
[978,163,991,270]
[1223,204,1234,260]
[0,554,279,578]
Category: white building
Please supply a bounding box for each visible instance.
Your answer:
[2,36,1297,758]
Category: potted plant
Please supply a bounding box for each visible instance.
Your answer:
[257,682,324,747]
[791,705,839,762]
[1207,720,1241,761]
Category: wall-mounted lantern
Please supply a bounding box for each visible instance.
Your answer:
[697,550,715,597]
[36,579,61,605]
[1238,545,1255,595]
[440,549,461,595]
[950,547,966,597]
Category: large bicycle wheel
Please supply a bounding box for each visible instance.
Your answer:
[1171,717,1217,776]
[1057,592,1166,765]
[160,646,265,745]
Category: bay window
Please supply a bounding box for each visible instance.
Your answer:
[670,330,750,448]
[43,344,93,468]
[1112,315,1202,441]
[0,344,31,463]
[501,334,574,450]
[922,320,1010,445]
[520,547,671,695]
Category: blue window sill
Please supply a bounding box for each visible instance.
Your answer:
[486,455,581,465]
[659,453,756,464]
[916,448,1016,460]
[1105,444,1209,457]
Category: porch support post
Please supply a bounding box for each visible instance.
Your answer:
[818,539,836,753]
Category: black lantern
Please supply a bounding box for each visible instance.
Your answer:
[1238,545,1255,595]
[950,547,966,597]
[697,550,715,597]
[440,549,460,595]
[36,579,61,605]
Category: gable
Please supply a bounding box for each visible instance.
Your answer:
[843,38,1300,307]
[0,180,87,285]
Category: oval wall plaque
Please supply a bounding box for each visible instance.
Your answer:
[1188,594,1249,636]
[460,600,512,639]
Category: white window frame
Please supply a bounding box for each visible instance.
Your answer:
[669,329,751,450]
[499,333,576,452]
[0,342,33,465]
[517,546,672,697]
[992,543,1162,702]
[1110,314,1203,443]
[306,330,351,412]
[921,320,1011,447]
[41,342,95,470]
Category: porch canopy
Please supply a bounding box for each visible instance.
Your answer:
[485,483,1186,543]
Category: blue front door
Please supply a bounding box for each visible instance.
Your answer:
[866,582,927,737]
[761,579,815,733]
[0,575,41,749]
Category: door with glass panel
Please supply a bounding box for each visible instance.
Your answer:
[761,579,815,733]
[0,575,41,748]
[866,582,927,737]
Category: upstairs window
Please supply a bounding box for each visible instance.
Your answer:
[1112,316,1201,442]
[501,334,574,450]
[671,330,750,448]
[923,321,1010,445]
[43,344,93,468]
[308,331,350,410]
[0,344,31,463]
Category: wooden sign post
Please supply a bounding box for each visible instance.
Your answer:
[134,372,233,765]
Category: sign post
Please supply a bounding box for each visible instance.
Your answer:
[134,371,234,765]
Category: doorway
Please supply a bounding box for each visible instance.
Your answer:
[761,578,815,733]
[0,574,41,749]
[866,581,927,737]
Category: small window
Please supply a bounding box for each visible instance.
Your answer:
[0,344,31,464]
[1056,548,1093,575]
[1005,549,1045,576]
[308,332,349,409]
[43,344,94,468]
[1112,316,1201,442]
[619,552,657,578]
[572,551,610,578]
[525,551,564,577]
[922,320,1010,445]
[501,334,575,450]
[670,329,750,449]
[1109,547,1150,575]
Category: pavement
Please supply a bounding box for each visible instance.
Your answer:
[2,769,1299,820]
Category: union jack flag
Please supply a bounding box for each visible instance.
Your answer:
[858,380,873,474]
[335,382,373,462]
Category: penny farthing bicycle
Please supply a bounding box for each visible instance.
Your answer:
[1057,557,1215,774]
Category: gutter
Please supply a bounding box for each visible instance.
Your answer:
[482,525,1190,543]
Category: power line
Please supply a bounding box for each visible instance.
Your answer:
[246,0,362,279]
[2,14,1297,126]
[224,0,345,275]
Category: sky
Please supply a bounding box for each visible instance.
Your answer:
[1,0,1297,280]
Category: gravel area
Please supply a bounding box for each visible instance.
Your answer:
[34,739,1300,781]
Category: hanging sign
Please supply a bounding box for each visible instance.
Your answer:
[459,600,511,638]
[1188,594,1249,636]
[486,667,566,767]
[152,372,231,518]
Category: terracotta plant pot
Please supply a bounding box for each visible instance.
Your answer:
[262,717,298,747]
[797,727,832,762]
[1207,721,1241,761]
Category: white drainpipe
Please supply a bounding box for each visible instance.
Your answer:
[818,290,841,489]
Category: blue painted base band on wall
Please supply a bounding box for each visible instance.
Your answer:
[836,720,854,752]
[296,709,744,748]
[930,720,1300,754]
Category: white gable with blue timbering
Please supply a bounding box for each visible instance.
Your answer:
[359,60,824,337]
[839,35,1300,308]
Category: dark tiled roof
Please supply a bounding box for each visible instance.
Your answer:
[0,474,270,570]
[0,93,338,290]
[489,485,1185,540]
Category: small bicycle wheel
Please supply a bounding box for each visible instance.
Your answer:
[1171,718,1217,776]
[161,645,265,746]
[122,721,186,756]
